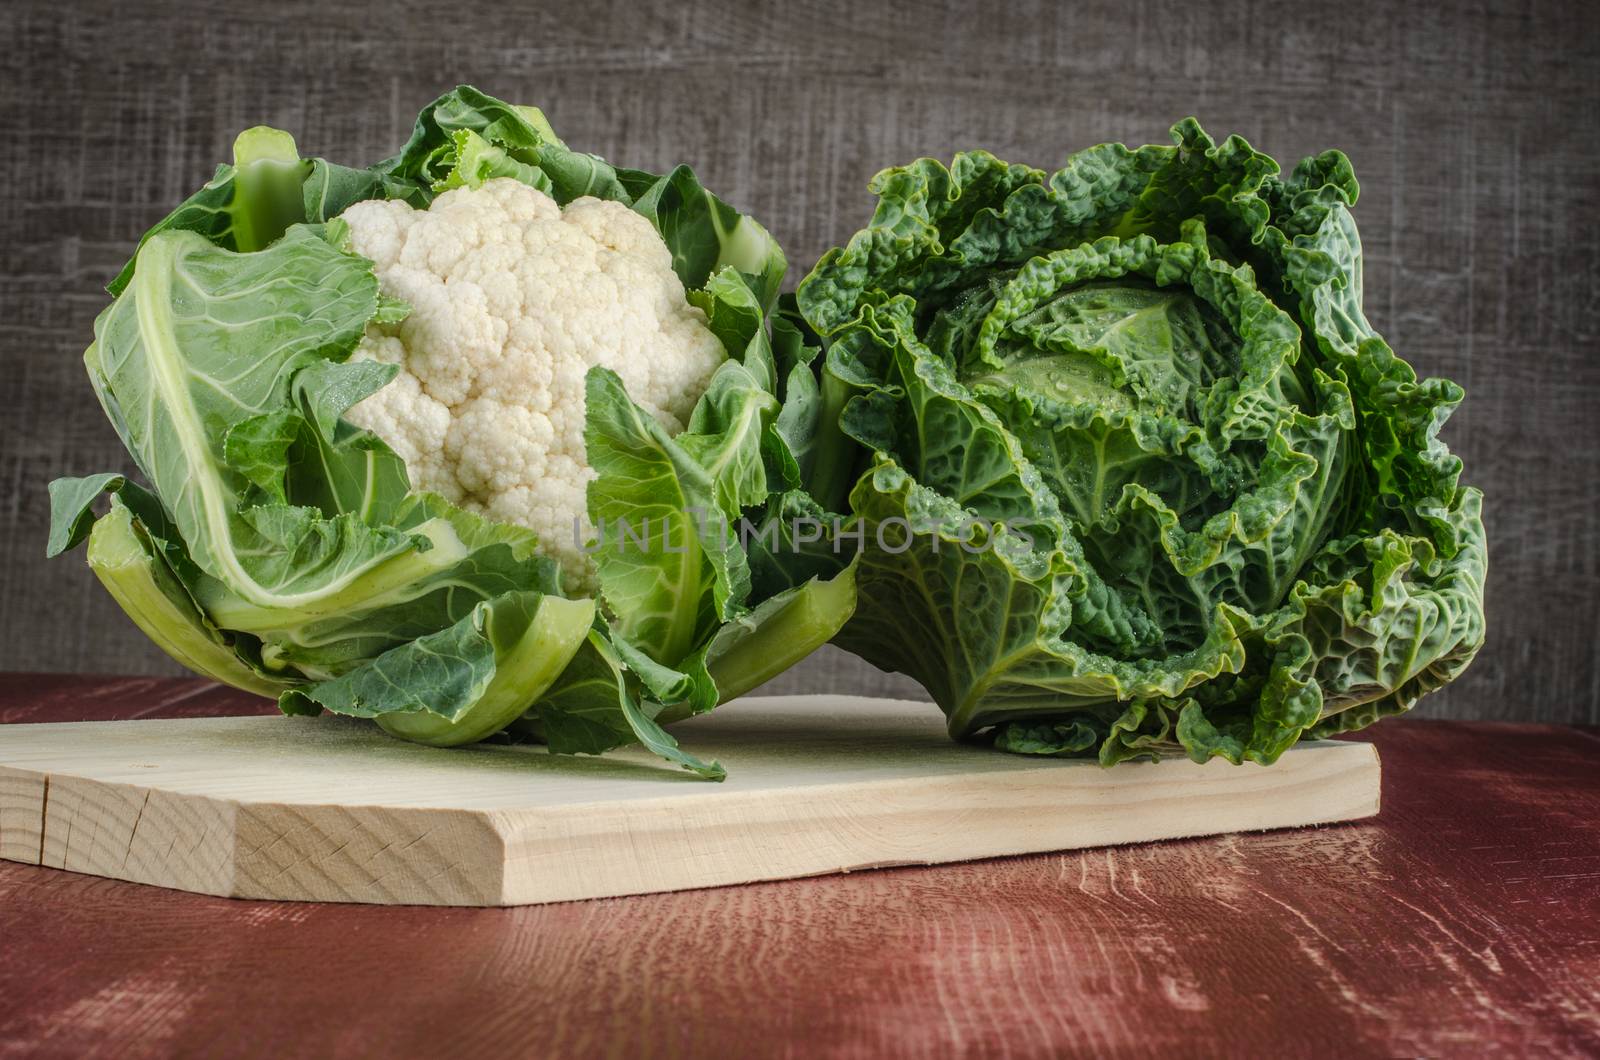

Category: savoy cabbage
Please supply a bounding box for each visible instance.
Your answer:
[784,119,1486,764]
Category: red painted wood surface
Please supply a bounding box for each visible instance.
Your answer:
[1,674,1596,1057]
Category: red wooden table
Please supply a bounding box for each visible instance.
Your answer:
[1,674,1596,1057]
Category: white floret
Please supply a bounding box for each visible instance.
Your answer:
[339,178,726,593]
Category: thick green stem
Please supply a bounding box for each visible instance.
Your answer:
[88,500,288,699]
[663,565,856,723]
[377,596,595,747]
[708,567,855,703]
[805,368,861,515]
[230,126,309,252]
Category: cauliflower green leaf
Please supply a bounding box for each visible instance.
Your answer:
[50,87,852,778]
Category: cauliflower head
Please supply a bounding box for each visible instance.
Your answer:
[339,178,727,593]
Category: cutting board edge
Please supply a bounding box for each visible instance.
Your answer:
[487,739,1381,905]
[0,716,1381,907]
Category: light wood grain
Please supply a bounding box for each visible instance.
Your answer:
[0,695,1379,905]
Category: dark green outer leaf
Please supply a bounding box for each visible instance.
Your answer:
[795,118,1486,764]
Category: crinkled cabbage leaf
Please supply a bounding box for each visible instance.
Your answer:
[787,120,1485,764]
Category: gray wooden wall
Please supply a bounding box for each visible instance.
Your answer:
[3,0,1597,724]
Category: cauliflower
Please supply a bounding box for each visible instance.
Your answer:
[339,178,727,592]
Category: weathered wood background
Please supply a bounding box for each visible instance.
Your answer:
[2,0,1596,723]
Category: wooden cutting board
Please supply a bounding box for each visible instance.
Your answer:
[0,695,1379,906]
